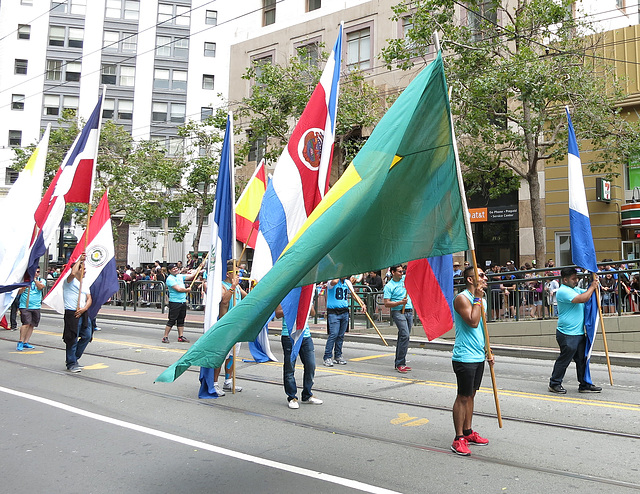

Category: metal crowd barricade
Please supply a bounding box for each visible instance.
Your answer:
[131,280,167,313]
[187,280,205,311]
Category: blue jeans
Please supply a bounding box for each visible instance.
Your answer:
[281,335,315,402]
[549,330,587,387]
[64,311,92,369]
[392,310,412,368]
[324,311,348,360]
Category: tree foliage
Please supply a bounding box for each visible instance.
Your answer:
[381,0,640,262]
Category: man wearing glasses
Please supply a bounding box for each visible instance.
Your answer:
[384,265,413,373]
[16,268,45,351]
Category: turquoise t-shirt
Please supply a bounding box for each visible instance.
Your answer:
[383,276,413,311]
[327,279,349,309]
[452,289,486,363]
[556,284,586,336]
[222,280,241,310]
[280,318,311,338]
[166,274,187,303]
[19,279,44,309]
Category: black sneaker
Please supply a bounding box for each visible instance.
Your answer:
[579,384,602,393]
[548,384,566,394]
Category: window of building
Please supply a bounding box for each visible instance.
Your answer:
[201,107,213,120]
[101,64,117,84]
[174,38,189,58]
[172,70,187,90]
[170,103,185,123]
[156,36,171,57]
[167,138,183,156]
[251,53,273,82]
[626,154,640,190]
[51,0,85,14]
[49,26,65,46]
[156,36,188,58]
[63,95,79,112]
[103,30,119,50]
[468,0,498,42]
[15,59,28,75]
[12,94,25,111]
[18,24,30,39]
[21,0,34,5]
[247,131,266,162]
[103,98,115,119]
[68,27,84,48]
[46,59,62,81]
[51,1,66,13]
[106,0,139,20]
[153,69,170,89]
[152,102,168,121]
[5,169,20,186]
[205,10,217,25]
[44,94,60,115]
[118,100,133,120]
[204,42,216,57]
[9,130,22,147]
[123,33,137,52]
[202,74,214,90]
[297,40,320,67]
[119,66,135,86]
[70,0,86,15]
[158,3,190,26]
[616,0,625,9]
[264,0,276,26]
[65,62,82,82]
[346,26,371,71]
[308,0,321,11]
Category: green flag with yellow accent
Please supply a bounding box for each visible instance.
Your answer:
[156,52,470,382]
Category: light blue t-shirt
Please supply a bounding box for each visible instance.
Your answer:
[327,280,349,309]
[383,276,413,311]
[280,318,311,338]
[166,274,187,303]
[556,284,586,336]
[452,290,486,363]
[63,277,90,311]
[19,279,44,309]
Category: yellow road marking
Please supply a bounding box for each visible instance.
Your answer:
[34,330,188,354]
[391,413,429,427]
[83,363,108,370]
[11,351,44,355]
[350,353,395,362]
[118,369,146,376]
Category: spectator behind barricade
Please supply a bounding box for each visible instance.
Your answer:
[238,263,249,291]
[186,253,197,270]
[501,262,517,318]
[600,271,616,314]
[489,273,504,320]
[545,273,560,317]
[364,271,383,292]
[453,262,462,277]
[177,260,184,272]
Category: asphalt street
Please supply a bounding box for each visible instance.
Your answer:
[1,312,639,493]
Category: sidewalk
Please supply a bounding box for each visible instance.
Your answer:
[40,304,640,368]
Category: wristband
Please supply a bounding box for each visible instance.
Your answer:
[473,298,481,305]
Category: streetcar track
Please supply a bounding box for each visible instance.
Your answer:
[1,352,639,491]
[3,336,639,440]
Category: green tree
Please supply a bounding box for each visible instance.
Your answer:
[381,0,640,263]
[235,44,383,178]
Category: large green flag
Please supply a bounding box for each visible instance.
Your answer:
[156,52,470,382]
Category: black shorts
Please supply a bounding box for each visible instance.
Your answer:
[452,360,485,397]
[167,302,187,328]
[20,309,40,327]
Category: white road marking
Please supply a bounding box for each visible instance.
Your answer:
[0,385,400,494]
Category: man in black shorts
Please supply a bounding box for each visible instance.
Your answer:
[162,263,196,343]
[450,266,493,456]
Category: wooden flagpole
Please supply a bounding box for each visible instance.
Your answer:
[345,281,388,346]
[593,277,614,385]
[471,250,503,428]
[187,252,209,290]
[232,258,237,394]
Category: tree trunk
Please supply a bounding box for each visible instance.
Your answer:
[527,172,546,265]
[192,211,205,256]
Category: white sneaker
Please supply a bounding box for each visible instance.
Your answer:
[288,398,299,409]
[323,358,334,367]
[223,382,242,392]
[301,396,323,405]
[213,383,226,396]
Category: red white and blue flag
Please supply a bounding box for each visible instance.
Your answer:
[566,108,599,384]
[405,255,455,340]
[251,25,343,359]
[44,191,119,319]
[27,95,103,282]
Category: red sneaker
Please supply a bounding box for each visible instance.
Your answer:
[451,437,471,456]
[396,365,411,373]
[464,430,489,445]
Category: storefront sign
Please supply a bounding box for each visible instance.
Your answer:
[469,206,518,222]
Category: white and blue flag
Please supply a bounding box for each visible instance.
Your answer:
[566,107,599,384]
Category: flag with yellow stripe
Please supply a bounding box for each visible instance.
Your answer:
[156,52,469,382]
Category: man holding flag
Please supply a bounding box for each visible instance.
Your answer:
[62,254,92,372]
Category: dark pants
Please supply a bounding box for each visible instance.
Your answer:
[392,310,412,368]
[549,330,588,387]
[282,335,315,402]
[63,310,91,369]
[324,310,348,360]
[10,296,19,329]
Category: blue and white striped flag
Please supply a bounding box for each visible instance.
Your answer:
[566,107,599,383]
